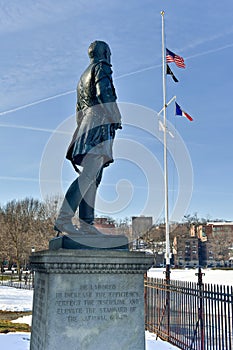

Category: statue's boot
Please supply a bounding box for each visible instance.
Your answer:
[79,186,104,236]
[54,200,81,236]
[54,155,104,236]
[54,222,81,236]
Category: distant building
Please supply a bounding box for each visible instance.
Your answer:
[175,222,233,268]
[174,225,200,268]
[132,216,153,237]
[94,217,115,228]
[132,216,153,249]
[94,217,118,235]
[202,222,233,267]
[94,217,132,237]
[139,221,233,268]
[205,222,233,238]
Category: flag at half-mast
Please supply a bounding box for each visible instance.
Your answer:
[166,64,179,82]
[175,102,193,121]
[166,48,186,68]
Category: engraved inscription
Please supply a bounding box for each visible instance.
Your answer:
[55,284,140,323]
[30,277,46,350]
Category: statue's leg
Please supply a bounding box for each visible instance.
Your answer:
[79,167,103,225]
[54,178,83,235]
[79,186,95,225]
[54,155,104,235]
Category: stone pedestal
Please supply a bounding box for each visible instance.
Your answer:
[49,234,129,250]
[30,249,153,350]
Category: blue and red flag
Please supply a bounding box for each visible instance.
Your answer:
[175,102,193,122]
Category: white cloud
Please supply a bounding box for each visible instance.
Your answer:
[0,0,88,34]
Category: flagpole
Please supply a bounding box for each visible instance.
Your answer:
[161,11,171,277]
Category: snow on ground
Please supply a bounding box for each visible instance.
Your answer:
[0,286,33,311]
[11,315,32,326]
[146,332,179,349]
[2,268,232,350]
[0,285,178,350]
[148,267,233,285]
[0,333,30,350]
[0,331,179,350]
[0,285,180,349]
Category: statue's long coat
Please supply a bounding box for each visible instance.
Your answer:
[66,60,121,168]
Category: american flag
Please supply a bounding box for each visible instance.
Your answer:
[166,48,186,68]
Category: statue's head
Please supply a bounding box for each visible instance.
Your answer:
[88,41,111,64]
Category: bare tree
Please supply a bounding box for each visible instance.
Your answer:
[0,197,59,273]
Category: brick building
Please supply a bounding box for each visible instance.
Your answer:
[143,221,233,268]
[174,222,233,268]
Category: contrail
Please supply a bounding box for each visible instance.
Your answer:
[186,42,233,60]
[0,175,70,185]
[0,176,39,182]
[0,66,162,118]
[0,90,75,117]
[0,123,72,134]
[0,42,232,117]
[104,42,233,78]
[115,64,161,79]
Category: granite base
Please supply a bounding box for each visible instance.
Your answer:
[29,249,153,350]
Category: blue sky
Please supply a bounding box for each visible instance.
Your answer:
[0,0,233,222]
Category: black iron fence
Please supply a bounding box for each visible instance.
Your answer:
[145,269,233,350]
[1,269,232,349]
[0,272,34,290]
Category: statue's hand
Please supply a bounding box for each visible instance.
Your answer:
[110,123,122,137]
[114,123,122,130]
[111,123,122,132]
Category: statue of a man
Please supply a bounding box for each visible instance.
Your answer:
[54,41,122,236]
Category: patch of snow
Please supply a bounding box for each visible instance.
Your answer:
[0,286,33,312]
[0,333,30,350]
[11,315,32,326]
[147,268,233,286]
[0,332,180,350]
[146,331,180,349]
[1,268,232,349]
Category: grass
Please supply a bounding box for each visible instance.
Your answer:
[212,267,233,270]
[0,275,13,281]
[0,311,31,333]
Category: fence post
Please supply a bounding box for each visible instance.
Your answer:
[196,267,205,350]
[144,274,148,331]
[165,264,171,341]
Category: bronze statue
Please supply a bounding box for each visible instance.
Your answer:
[54,41,122,236]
